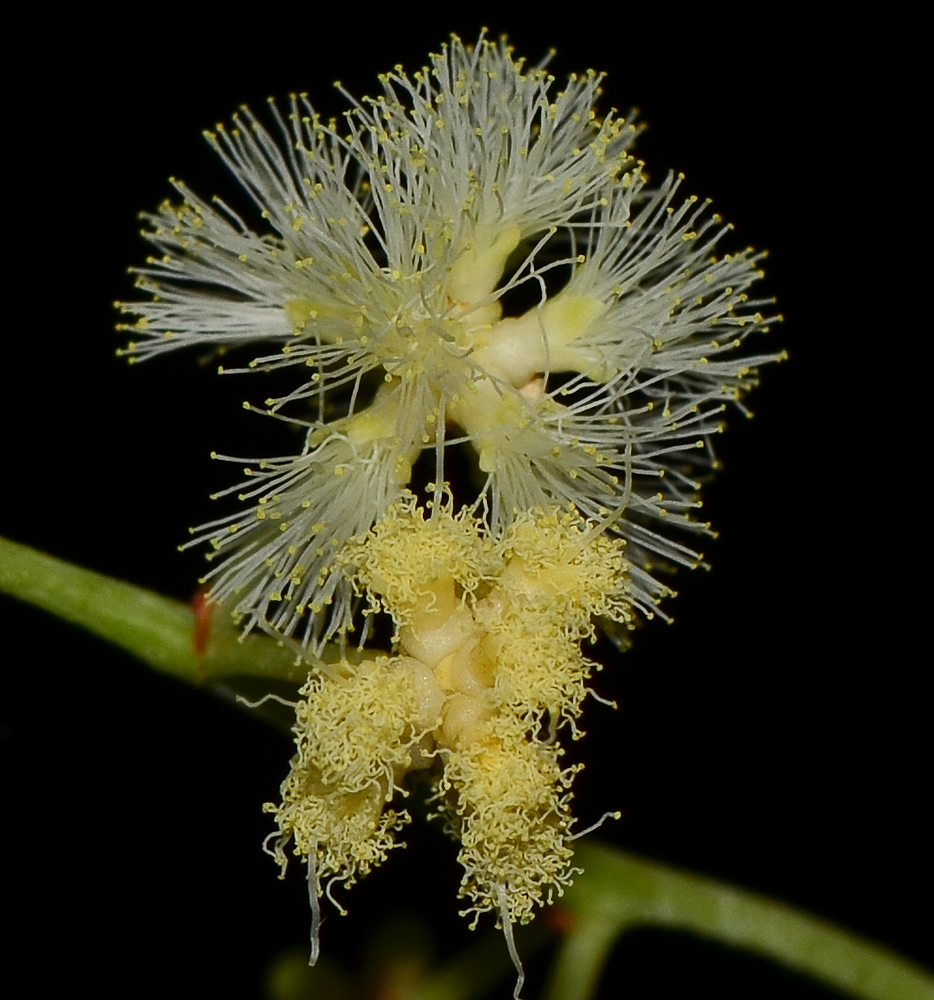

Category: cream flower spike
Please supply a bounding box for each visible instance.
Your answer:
[264,492,632,988]
[117,31,781,651]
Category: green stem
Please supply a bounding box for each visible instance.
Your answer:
[0,535,315,685]
[547,842,934,1000]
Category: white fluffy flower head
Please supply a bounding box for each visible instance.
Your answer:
[118,34,783,990]
[118,32,779,650]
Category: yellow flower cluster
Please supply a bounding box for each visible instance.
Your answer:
[118,31,778,990]
[264,493,630,941]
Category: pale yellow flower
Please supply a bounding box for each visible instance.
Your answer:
[118,33,780,995]
[264,494,630,981]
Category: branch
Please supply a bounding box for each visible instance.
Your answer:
[0,535,315,685]
[547,841,934,1000]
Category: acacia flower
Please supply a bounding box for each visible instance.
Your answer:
[116,32,779,650]
[264,493,631,980]
[117,33,780,993]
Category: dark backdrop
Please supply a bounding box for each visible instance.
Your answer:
[3,9,927,998]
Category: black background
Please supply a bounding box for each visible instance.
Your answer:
[3,8,928,999]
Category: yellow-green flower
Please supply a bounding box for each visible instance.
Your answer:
[117,34,781,994]
[264,494,631,976]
